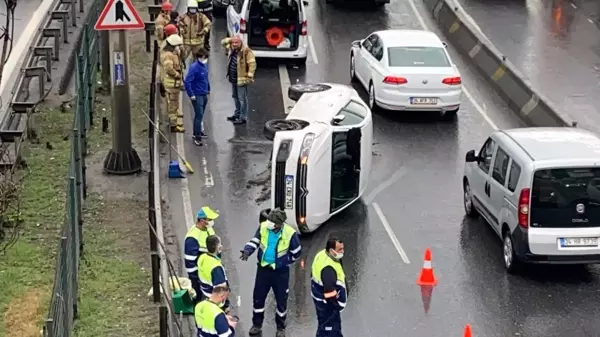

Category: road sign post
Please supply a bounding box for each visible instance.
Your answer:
[95,0,145,175]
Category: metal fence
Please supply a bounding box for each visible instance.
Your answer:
[42,11,101,337]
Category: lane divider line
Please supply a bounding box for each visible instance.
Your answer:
[521,95,539,117]
[279,65,295,114]
[490,64,506,82]
[177,94,195,228]
[448,21,460,34]
[364,167,407,205]
[308,35,319,65]
[372,202,411,264]
[468,43,481,58]
[405,0,500,130]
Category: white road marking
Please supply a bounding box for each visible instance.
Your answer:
[308,35,319,64]
[177,97,195,228]
[202,156,214,187]
[364,167,407,204]
[0,0,56,94]
[372,202,411,264]
[405,0,499,130]
[278,65,295,115]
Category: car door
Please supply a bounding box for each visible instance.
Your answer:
[361,35,383,85]
[356,35,375,86]
[470,137,497,225]
[487,146,511,232]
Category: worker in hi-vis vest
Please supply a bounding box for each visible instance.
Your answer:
[197,235,231,311]
[184,206,219,302]
[240,208,302,337]
[311,238,347,337]
[194,285,237,337]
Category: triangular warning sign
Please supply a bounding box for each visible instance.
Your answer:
[94,0,145,31]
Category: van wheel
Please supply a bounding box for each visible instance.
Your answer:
[295,57,307,67]
[259,208,271,223]
[264,119,305,141]
[463,180,477,218]
[368,82,378,111]
[350,53,357,82]
[503,230,521,274]
[288,83,331,101]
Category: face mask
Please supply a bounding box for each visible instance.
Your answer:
[189,8,197,14]
[207,220,214,228]
[332,250,343,260]
[217,244,223,254]
[265,220,276,230]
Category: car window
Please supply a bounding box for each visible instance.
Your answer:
[507,161,521,192]
[334,101,366,126]
[478,138,495,174]
[361,36,374,52]
[491,147,510,186]
[387,47,450,67]
[370,36,383,61]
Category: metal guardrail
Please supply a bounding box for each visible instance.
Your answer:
[42,4,101,337]
[0,0,98,169]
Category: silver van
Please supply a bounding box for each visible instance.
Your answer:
[463,127,600,273]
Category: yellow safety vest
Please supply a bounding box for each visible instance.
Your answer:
[186,226,216,253]
[311,250,346,288]
[198,254,226,287]
[195,300,224,333]
[259,222,296,269]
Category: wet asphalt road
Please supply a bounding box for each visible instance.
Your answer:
[164,0,600,336]
[456,0,600,133]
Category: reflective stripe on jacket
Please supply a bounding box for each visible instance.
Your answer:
[179,13,211,45]
[194,300,235,337]
[310,250,347,310]
[221,38,257,86]
[242,222,302,269]
[184,226,216,276]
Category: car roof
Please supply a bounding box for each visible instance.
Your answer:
[287,83,363,123]
[501,127,600,161]
[373,30,444,48]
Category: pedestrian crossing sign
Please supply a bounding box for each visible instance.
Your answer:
[94,0,145,31]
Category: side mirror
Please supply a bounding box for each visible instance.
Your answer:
[442,42,448,48]
[332,115,346,125]
[352,40,361,49]
[465,150,477,162]
[302,0,308,5]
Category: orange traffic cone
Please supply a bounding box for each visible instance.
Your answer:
[463,324,472,337]
[416,248,438,286]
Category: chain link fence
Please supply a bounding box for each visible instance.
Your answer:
[42,3,101,335]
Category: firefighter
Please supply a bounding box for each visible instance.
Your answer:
[154,1,173,45]
[178,0,211,64]
[197,0,213,51]
[160,34,185,132]
[240,208,302,337]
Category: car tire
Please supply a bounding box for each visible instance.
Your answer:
[259,208,271,223]
[503,229,521,274]
[295,57,307,67]
[263,119,305,141]
[368,82,378,111]
[463,180,478,218]
[350,53,357,82]
[288,83,331,102]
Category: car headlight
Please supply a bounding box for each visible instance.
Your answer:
[299,133,315,165]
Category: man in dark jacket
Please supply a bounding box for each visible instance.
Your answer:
[184,49,210,146]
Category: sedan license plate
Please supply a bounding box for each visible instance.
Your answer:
[410,97,437,105]
[285,175,294,209]
[560,237,598,247]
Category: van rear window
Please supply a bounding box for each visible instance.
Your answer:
[531,168,600,228]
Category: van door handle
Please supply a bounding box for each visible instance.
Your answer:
[485,182,490,197]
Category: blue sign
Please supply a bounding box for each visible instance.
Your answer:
[113,51,125,86]
[233,22,239,33]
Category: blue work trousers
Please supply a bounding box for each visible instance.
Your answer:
[190,276,203,304]
[252,265,289,329]
[191,95,208,138]
[314,300,343,337]
[231,83,248,121]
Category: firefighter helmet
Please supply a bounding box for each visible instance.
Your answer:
[164,24,178,37]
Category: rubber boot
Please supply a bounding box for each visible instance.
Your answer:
[249,325,262,335]
[275,329,286,337]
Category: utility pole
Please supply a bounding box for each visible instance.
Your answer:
[94,0,146,175]
[103,30,142,175]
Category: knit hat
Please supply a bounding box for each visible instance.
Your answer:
[267,208,287,225]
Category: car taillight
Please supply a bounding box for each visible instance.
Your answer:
[383,76,407,84]
[300,20,307,36]
[518,188,530,228]
[240,18,246,34]
[442,76,462,85]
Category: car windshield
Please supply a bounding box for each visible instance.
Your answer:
[387,47,450,67]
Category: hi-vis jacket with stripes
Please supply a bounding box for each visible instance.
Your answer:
[242,222,302,269]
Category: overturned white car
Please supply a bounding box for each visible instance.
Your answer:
[263,83,373,233]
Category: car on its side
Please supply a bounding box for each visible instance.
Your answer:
[263,83,373,233]
[350,29,462,119]
[463,127,600,273]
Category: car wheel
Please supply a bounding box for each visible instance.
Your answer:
[368,82,377,111]
[463,180,478,218]
[259,208,271,222]
[503,230,521,274]
[350,53,357,82]
[263,119,305,141]
[288,83,331,101]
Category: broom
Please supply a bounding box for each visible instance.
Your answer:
[141,109,194,174]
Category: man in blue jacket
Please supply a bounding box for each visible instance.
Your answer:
[184,49,210,146]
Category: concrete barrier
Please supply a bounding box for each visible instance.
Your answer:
[422,0,576,128]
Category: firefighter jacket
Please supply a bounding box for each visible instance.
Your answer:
[160,49,183,88]
[221,38,257,86]
[242,221,302,270]
[154,13,170,43]
[178,13,211,45]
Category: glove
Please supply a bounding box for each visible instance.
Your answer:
[240,250,250,261]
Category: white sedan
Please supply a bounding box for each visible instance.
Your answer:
[350,29,463,118]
